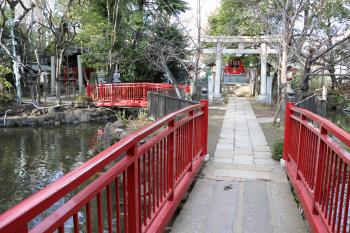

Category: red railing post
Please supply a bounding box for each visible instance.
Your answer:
[127,145,140,233]
[143,84,146,100]
[200,99,209,156]
[188,110,194,172]
[313,126,327,214]
[167,120,175,201]
[99,84,103,100]
[296,114,307,180]
[283,102,294,162]
[109,84,112,102]
[112,85,115,102]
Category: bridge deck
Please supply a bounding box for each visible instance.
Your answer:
[171,97,308,233]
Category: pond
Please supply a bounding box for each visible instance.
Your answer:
[0,123,104,213]
[327,111,350,133]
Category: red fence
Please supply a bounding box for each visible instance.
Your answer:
[0,101,208,233]
[283,103,350,233]
[87,83,191,107]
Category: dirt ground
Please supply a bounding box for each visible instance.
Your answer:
[249,99,285,150]
[207,108,226,156]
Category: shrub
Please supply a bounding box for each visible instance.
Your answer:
[137,109,148,121]
[116,110,131,125]
[272,139,284,161]
[75,95,91,103]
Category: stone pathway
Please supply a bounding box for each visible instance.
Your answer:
[171,97,308,233]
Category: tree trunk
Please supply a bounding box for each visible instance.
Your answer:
[35,76,41,105]
[55,49,64,105]
[163,61,183,99]
[30,82,35,104]
[300,58,312,98]
[192,0,201,99]
[34,49,41,105]
[328,64,336,89]
[278,0,290,125]
[279,36,288,124]
[107,63,116,83]
[13,57,22,104]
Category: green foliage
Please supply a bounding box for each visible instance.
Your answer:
[74,0,190,83]
[0,65,13,90]
[272,139,284,161]
[73,5,113,69]
[208,0,266,70]
[75,95,91,104]
[116,110,131,125]
[0,65,14,105]
[156,0,189,15]
[208,0,265,36]
[137,109,148,121]
[291,73,302,90]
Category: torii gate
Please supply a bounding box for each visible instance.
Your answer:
[201,35,281,98]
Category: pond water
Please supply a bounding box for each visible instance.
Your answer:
[0,123,104,213]
[327,111,350,133]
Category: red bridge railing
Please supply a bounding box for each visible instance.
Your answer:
[284,103,350,233]
[0,100,208,233]
[86,83,191,107]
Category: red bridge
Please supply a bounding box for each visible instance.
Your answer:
[86,83,191,107]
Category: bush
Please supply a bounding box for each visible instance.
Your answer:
[137,109,148,121]
[75,95,91,103]
[0,93,15,105]
[272,139,284,161]
[116,110,131,125]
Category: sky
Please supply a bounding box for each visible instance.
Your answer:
[179,0,221,41]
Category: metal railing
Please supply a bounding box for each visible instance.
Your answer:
[295,94,327,117]
[0,101,208,233]
[283,103,350,233]
[86,83,191,107]
[148,92,198,119]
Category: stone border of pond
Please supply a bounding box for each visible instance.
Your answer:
[0,107,118,128]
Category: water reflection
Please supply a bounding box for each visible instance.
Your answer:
[0,123,103,213]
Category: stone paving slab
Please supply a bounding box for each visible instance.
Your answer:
[204,181,239,233]
[171,97,308,233]
[242,180,273,233]
[171,179,217,233]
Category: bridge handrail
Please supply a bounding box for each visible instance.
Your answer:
[0,101,208,233]
[283,103,350,233]
[290,105,350,147]
[86,83,191,107]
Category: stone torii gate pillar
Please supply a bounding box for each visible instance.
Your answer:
[260,43,267,95]
[215,42,222,97]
